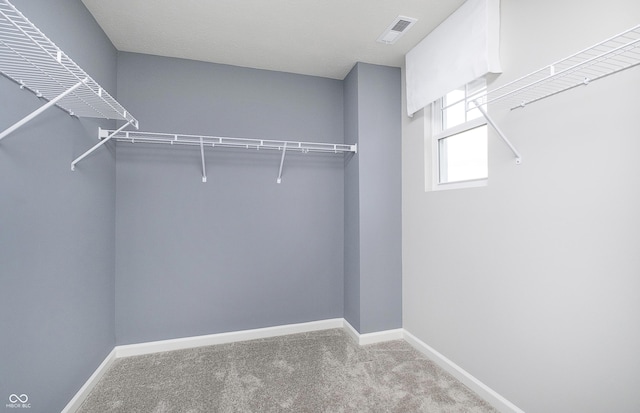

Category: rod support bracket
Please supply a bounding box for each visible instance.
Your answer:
[71,120,134,171]
[200,137,207,183]
[277,144,287,184]
[0,80,86,142]
[473,99,522,165]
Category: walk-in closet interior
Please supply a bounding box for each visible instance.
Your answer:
[1,0,639,412]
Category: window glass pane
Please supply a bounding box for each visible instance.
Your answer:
[443,101,465,129]
[466,80,486,122]
[438,125,488,184]
[444,88,465,105]
[442,88,465,129]
[466,100,482,122]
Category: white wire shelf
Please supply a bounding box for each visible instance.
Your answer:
[107,129,357,154]
[103,129,357,183]
[475,24,640,110]
[0,0,138,138]
[469,24,640,165]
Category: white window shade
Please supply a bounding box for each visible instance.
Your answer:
[405,0,501,116]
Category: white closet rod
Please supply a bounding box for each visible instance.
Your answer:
[100,128,357,184]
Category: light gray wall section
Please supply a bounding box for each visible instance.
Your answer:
[343,63,402,334]
[343,66,360,331]
[0,1,117,412]
[355,63,402,333]
[402,0,640,412]
[115,53,345,345]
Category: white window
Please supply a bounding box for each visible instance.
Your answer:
[431,78,488,190]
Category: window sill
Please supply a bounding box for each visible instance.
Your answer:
[432,178,487,192]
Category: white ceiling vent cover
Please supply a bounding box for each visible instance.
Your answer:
[377,16,417,45]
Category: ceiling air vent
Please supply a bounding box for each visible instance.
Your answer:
[377,16,417,45]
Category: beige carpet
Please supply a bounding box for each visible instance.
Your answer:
[77,329,498,412]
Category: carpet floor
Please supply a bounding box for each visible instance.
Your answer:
[77,329,499,413]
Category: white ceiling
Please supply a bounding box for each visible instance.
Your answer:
[81,0,465,80]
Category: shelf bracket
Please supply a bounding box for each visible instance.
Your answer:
[276,143,287,184]
[71,121,134,171]
[0,79,87,142]
[200,137,207,183]
[473,99,522,165]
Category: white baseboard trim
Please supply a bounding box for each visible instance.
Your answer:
[403,330,525,413]
[359,328,404,345]
[342,319,404,345]
[60,348,116,413]
[63,321,523,413]
[342,318,360,343]
[115,318,344,358]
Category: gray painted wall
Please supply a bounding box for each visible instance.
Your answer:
[1,5,404,410]
[344,63,402,334]
[115,53,345,344]
[343,66,361,331]
[0,1,117,412]
[402,0,640,412]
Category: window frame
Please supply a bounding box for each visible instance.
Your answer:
[430,79,488,191]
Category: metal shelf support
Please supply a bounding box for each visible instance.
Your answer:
[277,143,287,184]
[472,99,522,165]
[71,121,134,171]
[200,137,207,183]
[0,79,87,141]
